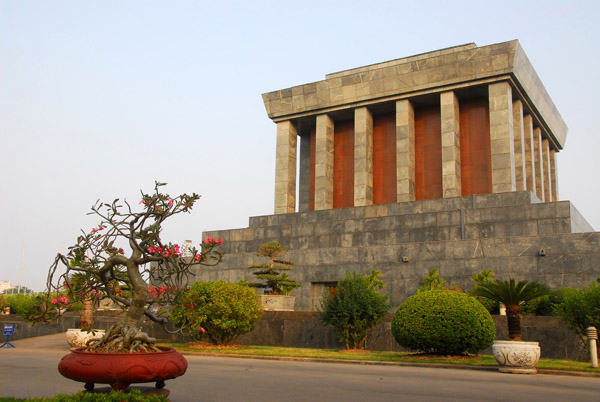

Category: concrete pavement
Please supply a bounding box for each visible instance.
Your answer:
[1,334,599,401]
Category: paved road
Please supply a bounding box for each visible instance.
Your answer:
[1,334,598,402]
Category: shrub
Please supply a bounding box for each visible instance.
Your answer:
[534,288,575,316]
[392,290,495,355]
[468,270,499,314]
[318,270,390,350]
[171,280,264,345]
[25,389,168,401]
[553,282,600,350]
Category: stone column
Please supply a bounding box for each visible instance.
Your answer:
[512,100,527,191]
[523,114,536,194]
[314,114,334,210]
[533,127,545,201]
[396,99,415,202]
[542,139,552,202]
[489,82,516,193]
[550,149,558,201]
[440,92,461,198]
[354,107,373,206]
[274,121,297,214]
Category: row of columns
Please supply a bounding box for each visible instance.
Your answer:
[274,81,558,214]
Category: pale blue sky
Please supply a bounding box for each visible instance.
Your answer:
[2,0,600,291]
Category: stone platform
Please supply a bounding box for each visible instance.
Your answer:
[199,191,599,311]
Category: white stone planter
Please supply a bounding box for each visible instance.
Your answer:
[66,329,105,348]
[492,340,541,374]
[260,295,295,311]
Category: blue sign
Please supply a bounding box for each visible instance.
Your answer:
[1,324,15,348]
[3,324,15,336]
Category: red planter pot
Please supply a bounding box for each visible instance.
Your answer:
[58,346,188,391]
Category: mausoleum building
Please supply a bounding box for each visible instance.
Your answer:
[198,40,599,311]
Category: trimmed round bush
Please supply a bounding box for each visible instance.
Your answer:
[171,281,264,345]
[392,290,495,355]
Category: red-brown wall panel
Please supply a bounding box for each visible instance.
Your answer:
[460,99,491,196]
[333,120,355,208]
[415,106,442,200]
[373,113,397,205]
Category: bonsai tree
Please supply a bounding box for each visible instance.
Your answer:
[248,241,300,295]
[472,278,548,341]
[36,182,223,353]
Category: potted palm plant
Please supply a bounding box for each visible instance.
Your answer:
[248,241,300,311]
[472,278,548,374]
[33,182,223,392]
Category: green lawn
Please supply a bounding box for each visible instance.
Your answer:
[159,342,600,373]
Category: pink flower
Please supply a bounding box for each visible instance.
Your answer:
[193,254,201,261]
[199,327,206,334]
[167,199,173,206]
[92,228,97,233]
[139,200,146,204]
[217,238,222,245]
[147,247,156,254]
[204,237,213,244]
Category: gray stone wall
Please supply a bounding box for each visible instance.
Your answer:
[199,191,599,311]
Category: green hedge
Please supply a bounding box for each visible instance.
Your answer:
[392,290,495,355]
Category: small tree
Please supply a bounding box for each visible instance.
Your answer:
[418,268,446,292]
[472,279,548,341]
[35,182,223,353]
[553,280,600,351]
[248,242,300,295]
[171,281,264,345]
[318,270,390,350]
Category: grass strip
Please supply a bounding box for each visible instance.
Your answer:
[160,342,600,373]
